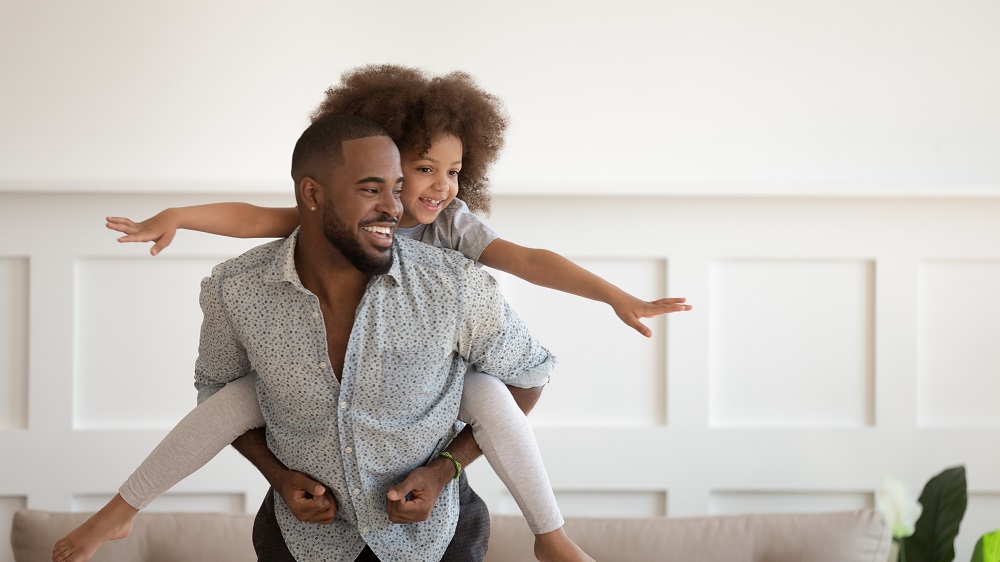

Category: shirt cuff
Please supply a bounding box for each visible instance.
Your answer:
[503,354,557,389]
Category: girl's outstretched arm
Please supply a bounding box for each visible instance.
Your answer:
[478,238,691,338]
[106,204,299,255]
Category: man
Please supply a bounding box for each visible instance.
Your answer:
[195,115,554,561]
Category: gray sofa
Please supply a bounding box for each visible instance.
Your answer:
[12,508,890,561]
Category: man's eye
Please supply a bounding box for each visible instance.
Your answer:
[417,167,432,173]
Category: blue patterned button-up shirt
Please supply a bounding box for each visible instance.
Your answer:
[194,230,555,562]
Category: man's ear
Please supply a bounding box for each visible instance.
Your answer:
[299,177,321,211]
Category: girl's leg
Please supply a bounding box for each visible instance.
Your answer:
[459,370,594,562]
[52,374,264,562]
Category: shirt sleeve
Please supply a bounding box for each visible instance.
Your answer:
[194,266,252,404]
[444,199,499,262]
[455,261,556,388]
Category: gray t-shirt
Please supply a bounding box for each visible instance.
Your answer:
[394,198,498,262]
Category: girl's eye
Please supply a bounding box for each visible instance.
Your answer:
[449,170,460,177]
[417,166,432,173]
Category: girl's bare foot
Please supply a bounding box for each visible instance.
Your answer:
[52,494,138,562]
[534,526,596,562]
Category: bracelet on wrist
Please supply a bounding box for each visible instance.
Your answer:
[438,451,462,480]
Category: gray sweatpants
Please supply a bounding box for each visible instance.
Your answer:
[118,369,563,535]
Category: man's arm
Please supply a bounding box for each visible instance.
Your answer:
[385,385,542,523]
[232,428,338,524]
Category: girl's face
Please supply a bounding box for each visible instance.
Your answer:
[398,134,463,228]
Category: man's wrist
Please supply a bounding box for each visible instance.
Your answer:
[437,451,462,479]
[428,456,459,485]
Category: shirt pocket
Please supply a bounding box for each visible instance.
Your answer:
[379,347,450,420]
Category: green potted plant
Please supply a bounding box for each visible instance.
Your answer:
[878,465,967,562]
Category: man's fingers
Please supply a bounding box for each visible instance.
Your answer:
[387,496,432,523]
[386,480,414,502]
[289,493,336,524]
[289,471,326,494]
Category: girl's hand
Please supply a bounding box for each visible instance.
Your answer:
[105,210,177,256]
[613,296,692,338]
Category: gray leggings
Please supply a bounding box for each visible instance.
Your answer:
[118,370,563,534]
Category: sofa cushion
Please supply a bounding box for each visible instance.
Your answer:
[485,509,890,562]
[12,510,256,562]
[486,513,756,561]
[12,508,889,562]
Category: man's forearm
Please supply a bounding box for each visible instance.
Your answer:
[507,384,543,415]
[428,384,544,482]
[231,427,288,488]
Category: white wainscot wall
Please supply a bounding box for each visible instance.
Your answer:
[1,192,999,562]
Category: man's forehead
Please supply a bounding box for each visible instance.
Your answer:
[334,136,401,177]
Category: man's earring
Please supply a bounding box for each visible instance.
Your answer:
[311,206,316,211]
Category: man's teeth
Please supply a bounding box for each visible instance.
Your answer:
[362,226,392,236]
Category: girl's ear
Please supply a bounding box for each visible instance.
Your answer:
[299,177,321,211]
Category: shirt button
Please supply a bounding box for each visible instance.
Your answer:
[362,526,370,534]
[318,361,326,369]
[340,401,347,409]
[353,488,360,495]
[312,311,319,318]
[345,446,353,453]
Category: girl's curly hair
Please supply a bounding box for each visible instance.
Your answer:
[311,64,508,213]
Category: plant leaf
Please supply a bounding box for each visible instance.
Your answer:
[902,465,968,562]
[970,529,1000,562]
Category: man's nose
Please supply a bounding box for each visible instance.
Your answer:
[377,188,402,217]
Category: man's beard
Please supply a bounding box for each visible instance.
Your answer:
[322,205,394,276]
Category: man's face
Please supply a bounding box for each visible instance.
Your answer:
[320,135,404,275]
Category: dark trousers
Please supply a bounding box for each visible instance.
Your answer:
[252,472,490,562]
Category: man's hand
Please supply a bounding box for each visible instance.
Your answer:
[276,470,338,524]
[385,460,453,523]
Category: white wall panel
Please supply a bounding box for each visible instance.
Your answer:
[73,492,244,513]
[708,491,873,516]
[490,259,667,426]
[0,258,28,429]
[497,490,667,519]
[2,192,999,561]
[1,496,27,562]
[73,257,223,429]
[918,261,1000,427]
[709,260,875,427]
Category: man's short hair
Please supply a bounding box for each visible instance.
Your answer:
[291,114,390,187]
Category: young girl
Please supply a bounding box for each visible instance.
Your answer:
[54,65,690,562]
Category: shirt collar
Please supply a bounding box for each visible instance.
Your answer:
[263,228,305,290]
